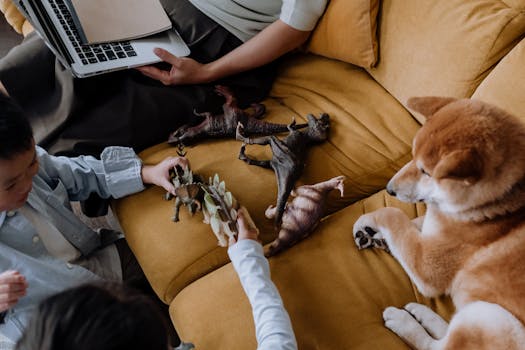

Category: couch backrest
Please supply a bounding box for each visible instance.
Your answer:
[367,0,525,123]
[472,36,525,123]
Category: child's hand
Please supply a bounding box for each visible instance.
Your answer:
[141,156,189,195]
[229,206,260,246]
[0,270,28,312]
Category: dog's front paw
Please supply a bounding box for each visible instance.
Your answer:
[353,214,390,252]
[384,306,436,349]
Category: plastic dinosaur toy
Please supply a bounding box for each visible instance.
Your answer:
[236,113,331,230]
[165,164,242,247]
[164,163,204,222]
[201,174,240,247]
[265,176,345,256]
[167,85,308,145]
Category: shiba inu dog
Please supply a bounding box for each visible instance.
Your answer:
[353,97,525,349]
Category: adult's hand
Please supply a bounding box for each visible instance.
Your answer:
[136,20,311,86]
[135,49,213,86]
[0,270,28,312]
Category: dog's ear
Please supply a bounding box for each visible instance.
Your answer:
[407,97,457,119]
[433,149,483,185]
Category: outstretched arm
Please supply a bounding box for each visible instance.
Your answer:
[228,208,297,350]
[136,20,311,86]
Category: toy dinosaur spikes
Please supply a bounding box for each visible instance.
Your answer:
[236,112,331,229]
[167,85,308,145]
[201,174,240,247]
[265,176,345,256]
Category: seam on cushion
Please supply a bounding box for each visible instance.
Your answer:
[352,151,413,184]
[471,11,525,97]
[367,0,379,67]
[163,245,228,302]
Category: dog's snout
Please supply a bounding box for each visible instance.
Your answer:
[386,184,396,197]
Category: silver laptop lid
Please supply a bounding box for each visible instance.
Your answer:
[15,0,190,78]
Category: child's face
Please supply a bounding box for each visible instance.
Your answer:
[0,142,38,212]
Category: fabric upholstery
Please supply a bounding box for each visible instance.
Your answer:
[170,190,455,349]
[114,54,420,303]
[307,0,380,68]
[472,37,525,124]
[6,0,523,347]
[367,0,525,124]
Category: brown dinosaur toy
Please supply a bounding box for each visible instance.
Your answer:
[168,85,308,145]
[164,162,204,222]
[236,113,331,230]
[265,176,345,256]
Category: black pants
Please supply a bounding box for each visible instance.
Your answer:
[114,238,180,346]
[0,0,278,157]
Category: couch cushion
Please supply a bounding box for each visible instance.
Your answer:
[169,190,454,349]
[114,54,420,303]
[269,54,420,210]
[307,0,380,68]
[368,0,525,124]
[472,37,525,124]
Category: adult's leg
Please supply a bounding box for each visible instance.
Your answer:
[0,1,278,157]
[0,33,74,148]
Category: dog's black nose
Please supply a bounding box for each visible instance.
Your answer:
[386,187,396,197]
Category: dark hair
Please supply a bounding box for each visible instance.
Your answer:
[0,93,33,159]
[15,283,170,350]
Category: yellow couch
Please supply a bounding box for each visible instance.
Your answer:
[4,0,525,348]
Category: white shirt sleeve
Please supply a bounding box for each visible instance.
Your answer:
[228,240,297,350]
[280,0,328,31]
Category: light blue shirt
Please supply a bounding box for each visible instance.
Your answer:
[0,146,144,342]
[228,240,297,350]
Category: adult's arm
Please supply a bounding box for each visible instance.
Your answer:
[136,19,311,85]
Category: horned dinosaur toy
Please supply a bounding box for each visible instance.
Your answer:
[236,113,331,230]
[265,175,345,256]
[167,85,308,145]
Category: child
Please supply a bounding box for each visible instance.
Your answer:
[1,90,297,349]
[14,208,297,350]
[0,92,185,344]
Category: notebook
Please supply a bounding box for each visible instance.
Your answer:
[14,0,190,78]
[69,0,173,45]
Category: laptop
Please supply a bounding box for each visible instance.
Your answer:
[14,0,190,78]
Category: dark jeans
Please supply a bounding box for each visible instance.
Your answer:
[0,0,278,157]
[114,238,180,346]
[0,0,279,216]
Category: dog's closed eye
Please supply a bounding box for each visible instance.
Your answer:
[419,168,430,176]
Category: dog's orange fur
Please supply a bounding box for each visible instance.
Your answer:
[353,97,525,349]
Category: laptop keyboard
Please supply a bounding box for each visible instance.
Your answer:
[49,0,137,65]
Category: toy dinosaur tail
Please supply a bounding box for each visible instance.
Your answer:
[245,118,308,136]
